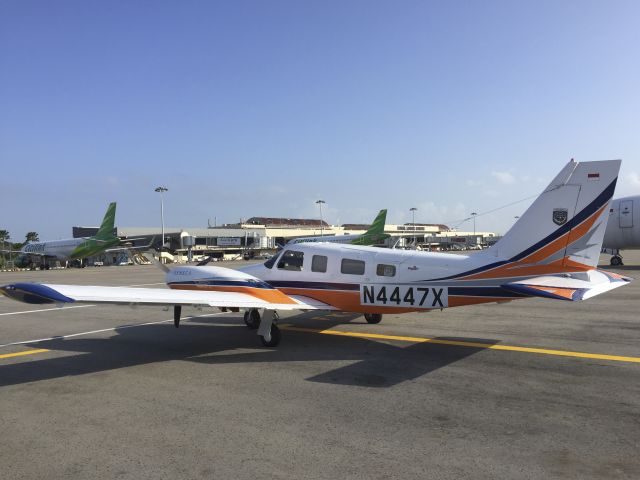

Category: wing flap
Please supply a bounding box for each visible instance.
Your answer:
[287,295,338,310]
[502,270,631,301]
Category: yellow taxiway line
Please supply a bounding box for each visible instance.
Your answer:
[0,348,50,360]
[280,325,640,364]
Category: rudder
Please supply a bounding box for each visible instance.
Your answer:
[94,202,117,240]
[488,160,620,270]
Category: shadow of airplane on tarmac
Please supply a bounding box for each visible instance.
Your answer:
[0,311,498,389]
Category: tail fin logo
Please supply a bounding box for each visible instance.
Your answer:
[553,208,568,226]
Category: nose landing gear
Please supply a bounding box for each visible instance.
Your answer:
[610,254,624,266]
[364,313,383,324]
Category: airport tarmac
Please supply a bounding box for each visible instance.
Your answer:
[0,254,639,479]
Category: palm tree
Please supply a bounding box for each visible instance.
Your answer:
[0,230,9,268]
[25,231,39,243]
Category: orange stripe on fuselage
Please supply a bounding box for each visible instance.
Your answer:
[169,284,298,304]
[448,296,518,307]
[278,287,420,314]
[278,287,527,313]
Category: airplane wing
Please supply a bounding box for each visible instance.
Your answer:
[0,283,337,311]
[502,270,631,301]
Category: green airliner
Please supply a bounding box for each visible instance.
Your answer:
[288,209,389,246]
[14,203,133,268]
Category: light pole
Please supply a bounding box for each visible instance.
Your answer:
[155,186,168,255]
[410,207,417,247]
[471,212,477,238]
[315,200,326,237]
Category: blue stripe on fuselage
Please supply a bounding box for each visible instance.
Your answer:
[267,280,360,291]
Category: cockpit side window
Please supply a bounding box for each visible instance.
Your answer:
[277,250,304,271]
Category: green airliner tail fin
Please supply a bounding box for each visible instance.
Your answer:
[350,209,389,245]
[93,202,117,241]
[365,209,387,236]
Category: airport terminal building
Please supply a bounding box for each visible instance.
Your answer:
[73,217,496,265]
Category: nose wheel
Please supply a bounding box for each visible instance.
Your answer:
[364,313,383,324]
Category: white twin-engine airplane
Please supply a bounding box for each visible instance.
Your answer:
[1,160,631,347]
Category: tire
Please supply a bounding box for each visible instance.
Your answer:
[364,313,383,324]
[244,309,261,329]
[610,256,623,266]
[260,324,281,347]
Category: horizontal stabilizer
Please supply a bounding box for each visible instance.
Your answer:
[502,270,631,301]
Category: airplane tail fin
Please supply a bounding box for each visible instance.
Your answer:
[485,159,620,272]
[93,202,117,241]
[351,209,388,245]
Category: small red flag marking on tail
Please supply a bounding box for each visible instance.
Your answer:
[588,173,600,180]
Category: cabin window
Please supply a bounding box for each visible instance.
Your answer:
[376,264,396,277]
[341,258,365,275]
[277,250,304,271]
[311,255,328,273]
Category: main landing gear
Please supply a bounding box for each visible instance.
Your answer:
[244,308,281,347]
[364,313,383,324]
[243,309,261,329]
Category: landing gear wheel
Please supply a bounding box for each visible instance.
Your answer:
[260,324,281,347]
[364,313,383,324]
[610,255,623,266]
[244,309,261,329]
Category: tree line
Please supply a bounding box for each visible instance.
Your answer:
[0,230,40,268]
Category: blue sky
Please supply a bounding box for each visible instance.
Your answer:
[2,0,639,241]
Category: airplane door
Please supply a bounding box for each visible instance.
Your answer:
[619,200,633,228]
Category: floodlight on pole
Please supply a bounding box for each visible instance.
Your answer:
[410,207,418,247]
[471,212,477,237]
[315,200,326,237]
[155,186,168,255]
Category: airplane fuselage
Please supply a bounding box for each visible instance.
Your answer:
[288,233,386,245]
[164,242,584,315]
[20,237,120,261]
[603,195,640,250]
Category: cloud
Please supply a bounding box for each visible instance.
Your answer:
[465,179,483,187]
[104,176,120,187]
[482,189,500,198]
[613,172,640,197]
[412,201,468,226]
[491,171,516,185]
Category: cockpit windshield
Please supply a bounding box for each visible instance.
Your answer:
[263,250,282,269]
